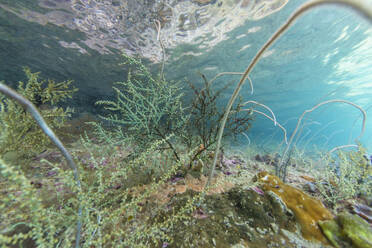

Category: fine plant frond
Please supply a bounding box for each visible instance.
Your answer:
[313,145,372,210]
[96,53,188,162]
[0,68,77,157]
[183,74,254,163]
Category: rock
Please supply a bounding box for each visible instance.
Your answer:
[270,223,279,234]
[255,154,265,162]
[266,191,294,218]
[304,182,317,193]
[299,175,316,182]
[254,154,279,166]
[319,212,372,248]
[318,218,345,248]
[351,203,372,224]
[339,212,372,248]
[255,171,334,244]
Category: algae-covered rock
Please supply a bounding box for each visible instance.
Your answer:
[319,212,372,248]
[339,212,372,248]
[318,219,345,248]
[155,186,300,248]
[255,171,334,244]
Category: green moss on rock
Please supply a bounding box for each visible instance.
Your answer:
[319,212,372,248]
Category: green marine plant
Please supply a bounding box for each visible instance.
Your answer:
[0,68,77,156]
[206,0,372,189]
[314,145,372,210]
[0,128,203,247]
[0,85,196,246]
[96,53,188,161]
[0,80,82,247]
[73,134,195,247]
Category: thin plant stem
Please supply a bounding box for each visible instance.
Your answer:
[278,99,366,180]
[302,120,336,151]
[240,100,277,126]
[248,109,288,145]
[242,132,251,146]
[208,72,253,95]
[329,144,358,154]
[323,129,345,148]
[154,20,165,81]
[0,82,82,248]
[348,104,372,143]
[205,0,372,189]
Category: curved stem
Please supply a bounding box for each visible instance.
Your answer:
[0,83,82,248]
[208,72,253,94]
[240,100,277,126]
[205,0,372,190]
[348,104,372,143]
[278,99,366,180]
[329,144,358,154]
[242,132,251,146]
[240,109,288,145]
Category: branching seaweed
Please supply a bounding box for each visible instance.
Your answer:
[182,73,254,164]
[0,75,82,247]
[278,99,366,181]
[314,145,372,210]
[96,53,188,161]
[0,68,77,156]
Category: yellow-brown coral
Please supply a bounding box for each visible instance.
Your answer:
[256,171,334,244]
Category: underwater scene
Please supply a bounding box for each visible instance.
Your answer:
[0,0,371,247]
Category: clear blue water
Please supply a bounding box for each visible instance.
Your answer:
[166,0,372,153]
[0,0,371,154]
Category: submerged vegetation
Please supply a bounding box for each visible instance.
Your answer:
[314,145,372,210]
[0,0,371,247]
[183,74,254,163]
[96,53,189,162]
[96,54,254,167]
[0,67,77,157]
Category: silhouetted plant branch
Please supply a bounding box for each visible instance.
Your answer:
[182,73,254,164]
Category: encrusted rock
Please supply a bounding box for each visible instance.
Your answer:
[319,212,372,248]
[256,171,334,244]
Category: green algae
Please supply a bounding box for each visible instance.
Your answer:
[319,212,372,248]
